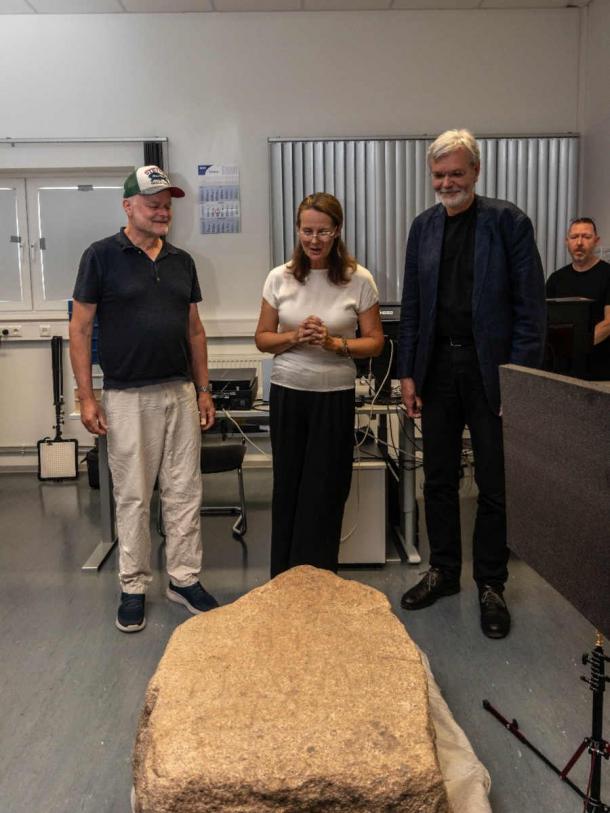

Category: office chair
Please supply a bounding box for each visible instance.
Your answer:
[157,438,248,540]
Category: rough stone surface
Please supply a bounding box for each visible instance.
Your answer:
[133,566,451,813]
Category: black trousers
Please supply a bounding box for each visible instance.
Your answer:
[421,344,508,588]
[269,384,355,578]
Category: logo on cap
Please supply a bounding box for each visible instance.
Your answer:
[123,165,185,199]
[144,167,170,186]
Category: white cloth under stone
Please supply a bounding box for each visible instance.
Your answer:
[420,650,492,813]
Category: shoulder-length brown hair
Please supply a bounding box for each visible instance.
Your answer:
[288,193,357,285]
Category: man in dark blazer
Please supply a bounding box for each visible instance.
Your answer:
[398,129,546,638]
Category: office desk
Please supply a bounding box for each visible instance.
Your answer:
[81,403,419,571]
[221,403,420,564]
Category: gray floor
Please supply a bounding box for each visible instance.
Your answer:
[0,470,607,813]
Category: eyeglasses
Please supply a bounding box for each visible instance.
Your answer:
[298,228,336,241]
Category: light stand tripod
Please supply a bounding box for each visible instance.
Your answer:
[483,632,609,812]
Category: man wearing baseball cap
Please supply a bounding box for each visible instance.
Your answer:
[70,165,218,632]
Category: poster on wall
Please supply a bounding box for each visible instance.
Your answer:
[198,164,240,234]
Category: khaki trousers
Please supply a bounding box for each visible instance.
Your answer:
[103,381,202,594]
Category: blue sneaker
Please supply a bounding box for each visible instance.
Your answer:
[116,592,146,633]
[166,581,219,614]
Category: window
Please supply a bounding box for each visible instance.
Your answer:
[0,173,125,316]
[0,180,30,310]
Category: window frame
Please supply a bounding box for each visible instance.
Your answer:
[0,178,33,314]
[0,168,130,321]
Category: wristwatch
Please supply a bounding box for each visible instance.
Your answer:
[196,384,213,394]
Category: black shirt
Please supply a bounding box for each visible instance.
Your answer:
[436,201,477,340]
[546,260,610,380]
[73,229,202,388]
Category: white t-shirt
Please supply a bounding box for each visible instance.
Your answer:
[262,263,379,392]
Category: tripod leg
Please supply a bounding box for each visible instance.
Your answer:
[483,699,587,801]
[561,738,589,780]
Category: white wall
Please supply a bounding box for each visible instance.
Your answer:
[1,10,580,330]
[581,0,610,244]
[0,8,582,458]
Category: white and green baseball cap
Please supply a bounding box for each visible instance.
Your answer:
[123,165,185,199]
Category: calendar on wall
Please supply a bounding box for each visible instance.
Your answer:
[198,164,240,235]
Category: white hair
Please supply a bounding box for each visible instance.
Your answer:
[428,129,480,166]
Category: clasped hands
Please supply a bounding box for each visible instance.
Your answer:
[294,315,333,351]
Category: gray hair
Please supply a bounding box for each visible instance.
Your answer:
[427,129,480,166]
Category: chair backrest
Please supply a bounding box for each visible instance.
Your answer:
[200,440,246,474]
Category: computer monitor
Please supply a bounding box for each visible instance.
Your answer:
[544,297,594,379]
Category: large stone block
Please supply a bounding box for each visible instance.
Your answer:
[133,566,451,813]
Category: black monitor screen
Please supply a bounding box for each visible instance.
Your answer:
[544,297,594,379]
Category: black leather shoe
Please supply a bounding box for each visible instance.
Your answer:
[400,568,460,610]
[479,585,510,639]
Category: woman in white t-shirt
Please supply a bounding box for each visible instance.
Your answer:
[255,193,384,577]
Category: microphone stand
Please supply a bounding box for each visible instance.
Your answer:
[483,632,609,812]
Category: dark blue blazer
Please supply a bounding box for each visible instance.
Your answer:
[397,196,546,414]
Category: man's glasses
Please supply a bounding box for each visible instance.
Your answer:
[298,228,336,241]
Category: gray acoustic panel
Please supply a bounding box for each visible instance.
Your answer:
[500,365,610,638]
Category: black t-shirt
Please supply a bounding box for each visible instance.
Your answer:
[436,201,477,340]
[546,259,610,380]
[73,229,202,388]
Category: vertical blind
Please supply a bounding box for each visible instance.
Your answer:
[270,136,579,302]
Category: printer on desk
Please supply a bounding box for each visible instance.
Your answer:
[209,368,258,410]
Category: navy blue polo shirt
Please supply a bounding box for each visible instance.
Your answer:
[73,228,202,389]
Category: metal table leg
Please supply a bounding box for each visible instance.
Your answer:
[81,435,117,571]
[393,410,421,564]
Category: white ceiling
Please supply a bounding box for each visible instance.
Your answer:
[0,0,592,13]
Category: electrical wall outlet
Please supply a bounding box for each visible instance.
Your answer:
[39,324,51,337]
[0,325,22,338]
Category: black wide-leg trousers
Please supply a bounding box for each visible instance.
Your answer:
[269,383,355,578]
[421,344,508,589]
